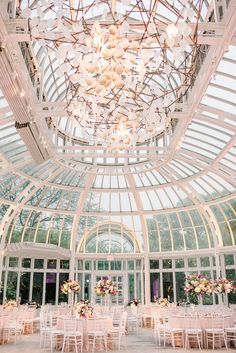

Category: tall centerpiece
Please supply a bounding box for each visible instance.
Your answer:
[95,277,118,307]
[60,279,81,310]
[214,277,236,305]
[184,273,213,304]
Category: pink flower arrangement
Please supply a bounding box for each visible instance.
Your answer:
[184,274,213,296]
[3,299,18,309]
[127,298,139,307]
[157,298,169,307]
[61,280,81,294]
[74,300,94,318]
[95,278,118,296]
[214,278,236,294]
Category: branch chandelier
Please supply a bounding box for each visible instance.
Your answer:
[22,0,203,151]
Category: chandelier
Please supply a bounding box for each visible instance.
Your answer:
[21,0,202,151]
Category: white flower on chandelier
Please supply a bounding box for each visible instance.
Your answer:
[21,0,201,150]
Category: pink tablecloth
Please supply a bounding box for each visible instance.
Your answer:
[0,315,9,343]
[170,315,234,348]
[170,315,234,330]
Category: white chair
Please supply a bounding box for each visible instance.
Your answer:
[225,326,236,349]
[112,310,123,327]
[185,318,203,350]
[107,311,127,350]
[21,309,35,334]
[40,312,52,348]
[205,317,227,350]
[127,307,140,334]
[87,319,108,352]
[142,306,152,328]
[61,319,83,353]
[3,315,24,344]
[153,312,173,348]
[39,312,64,352]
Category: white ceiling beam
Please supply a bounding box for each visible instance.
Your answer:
[167,1,236,162]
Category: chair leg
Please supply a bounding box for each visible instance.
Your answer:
[185,335,187,349]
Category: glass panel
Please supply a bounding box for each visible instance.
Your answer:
[77,273,83,302]
[78,260,83,270]
[22,258,31,268]
[128,261,134,270]
[226,269,236,304]
[172,230,184,251]
[175,272,186,302]
[60,260,70,270]
[160,230,172,251]
[175,259,184,268]
[188,258,197,267]
[200,257,210,267]
[47,259,57,269]
[32,272,44,305]
[58,273,69,303]
[150,273,160,302]
[163,259,172,269]
[19,272,31,304]
[150,260,159,269]
[219,223,232,246]
[225,254,234,266]
[6,271,17,300]
[136,260,142,270]
[0,271,5,304]
[128,273,135,301]
[84,274,91,301]
[45,273,56,304]
[97,261,109,271]
[9,257,18,267]
[185,229,197,250]
[110,261,122,270]
[34,259,44,269]
[149,230,159,252]
[84,261,91,270]
[163,273,174,302]
[136,272,142,303]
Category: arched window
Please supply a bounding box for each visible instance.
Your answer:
[78,222,141,254]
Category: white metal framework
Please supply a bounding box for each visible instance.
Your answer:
[0,0,236,304]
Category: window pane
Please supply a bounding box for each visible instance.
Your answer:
[34,259,44,269]
[32,272,44,305]
[20,272,31,304]
[22,258,31,268]
[150,260,159,269]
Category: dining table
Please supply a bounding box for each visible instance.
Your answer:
[56,316,113,351]
[170,314,235,348]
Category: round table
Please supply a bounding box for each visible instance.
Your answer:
[57,316,113,351]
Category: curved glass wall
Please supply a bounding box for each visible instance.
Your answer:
[0,0,236,307]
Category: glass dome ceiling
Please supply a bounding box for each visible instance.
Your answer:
[0,0,235,258]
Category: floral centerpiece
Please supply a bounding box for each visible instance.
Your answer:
[60,280,81,294]
[157,298,169,307]
[3,299,18,309]
[184,274,213,297]
[127,298,139,307]
[74,300,94,318]
[214,278,236,294]
[95,278,118,296]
